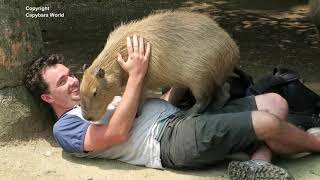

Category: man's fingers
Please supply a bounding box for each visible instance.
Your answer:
[144,42,151,60]
[127,37,133,55]
[133,34,138,52]
[139,36,144,55]
[117,53,125,68]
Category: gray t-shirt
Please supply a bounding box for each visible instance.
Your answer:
[53,98,179,169]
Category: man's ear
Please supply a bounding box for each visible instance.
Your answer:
[40,93,54,104]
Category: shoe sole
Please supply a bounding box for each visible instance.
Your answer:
[228,161,294,180]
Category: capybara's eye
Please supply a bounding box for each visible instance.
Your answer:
[93,91,97,97]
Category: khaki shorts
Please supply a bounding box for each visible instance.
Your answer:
[160,96,259,169]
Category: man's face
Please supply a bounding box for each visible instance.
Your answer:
[41,64,80,109]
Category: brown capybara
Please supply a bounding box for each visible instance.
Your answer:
[80,11,240,121]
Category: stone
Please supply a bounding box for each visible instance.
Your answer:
[0,0,52,143]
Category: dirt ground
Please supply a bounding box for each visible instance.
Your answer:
[2,132,320,180]
[1,136,320,180]
[2,0,320,179]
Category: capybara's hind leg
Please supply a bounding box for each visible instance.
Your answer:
[184,90,212,117]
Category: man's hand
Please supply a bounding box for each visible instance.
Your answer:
[117,34,151,80]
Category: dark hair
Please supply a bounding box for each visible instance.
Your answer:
[25,54,64,99]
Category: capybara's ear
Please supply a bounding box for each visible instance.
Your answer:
[97,68,105,79]
[94,68,105,79]
[82,64,88,72]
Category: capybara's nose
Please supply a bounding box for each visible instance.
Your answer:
[83,114,92,121]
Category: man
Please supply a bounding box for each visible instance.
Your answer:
[26,35,319,180]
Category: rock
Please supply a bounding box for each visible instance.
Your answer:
[0,86,52,142]
[0,0,52,143]
[43,150,52,157]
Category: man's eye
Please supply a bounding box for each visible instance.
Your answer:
[58,78,66,86]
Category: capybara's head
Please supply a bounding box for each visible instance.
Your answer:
[80,67,120,121]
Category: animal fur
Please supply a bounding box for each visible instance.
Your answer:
[80,11,240,121]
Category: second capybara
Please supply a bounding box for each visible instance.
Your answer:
[80,11,240,121]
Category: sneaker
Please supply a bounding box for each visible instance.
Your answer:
[307,127,320,136]
[228,160,294,180]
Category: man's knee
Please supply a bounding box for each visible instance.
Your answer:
[267,93,288,110]
[252,111,284,140]
[255,93,289,119]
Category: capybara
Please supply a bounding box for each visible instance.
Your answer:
[80,11,240,121]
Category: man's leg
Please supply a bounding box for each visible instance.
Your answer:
[255,93,289,120]
[250,93,288,161]
[230,93,320,179]
[232,93,287,162]
[250,144,272,161]
[253,110,320,153]
[246,93,320,153]
[229,93,293,180]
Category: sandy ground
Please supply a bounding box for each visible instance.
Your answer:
[2,0,320,179]
[1,136,229,180]
[1,136,320,180]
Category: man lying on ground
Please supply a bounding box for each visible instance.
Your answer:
[25,35,320,180]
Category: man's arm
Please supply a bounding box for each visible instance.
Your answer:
[83,35,151,152]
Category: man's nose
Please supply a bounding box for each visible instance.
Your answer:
[68,76,78,85]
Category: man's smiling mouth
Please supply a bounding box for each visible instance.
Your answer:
[70,89,79,94]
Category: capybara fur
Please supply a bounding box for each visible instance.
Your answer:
[80,11,240,121]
